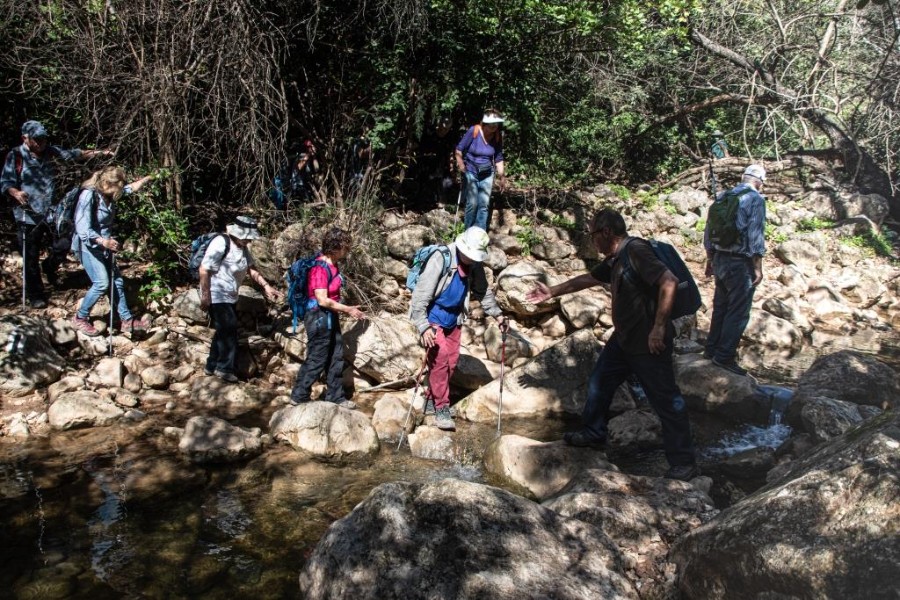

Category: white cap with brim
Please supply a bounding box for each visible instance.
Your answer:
[226,215,261,240]
[743,164,767,182]
[482,114,504,124]
[455,226,490,262]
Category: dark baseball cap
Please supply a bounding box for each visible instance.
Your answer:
[22,120,49,138]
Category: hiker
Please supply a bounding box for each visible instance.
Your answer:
[525,208,698,481]
[0,120,113,307]
[293,140,319,202]
[70,167,155,336]
[198,216,283,382]
[408,226,508,431]
[710,130,729,159]
[290,227,366,407]
[703,164,767,376]
[455,109,506,231]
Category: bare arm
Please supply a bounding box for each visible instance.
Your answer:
[648,271,678,354]
[199,266,212,310]
[314,288,365,320]
[526,273,602,304]
[247,267,283,302]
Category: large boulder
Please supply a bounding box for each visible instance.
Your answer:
[483,435,616,500]
[385,225,432,260]
[664,187,709,215]
[607,409,663,449]
[545,469,717,599]
[450,353,501,391]
[673,410,900,600]
[742,310,803,351]
[458,329,602,422]
[674,354,760,422]
[178,416,263,463]
[48,391,124,430]
[560,288,609,329]
[836,192,890,225]
[190,377,268,418]
[172,289,208,324]
[495,261,557,316]
[797,350,899,409]
[0,315,65,397]
[298,478,638,599]
[407,426,455,461]
[371,395,409,441]
[793,394,872,443]
[269,402,380,460]
[773,239,822,274]
[343,314,423,384]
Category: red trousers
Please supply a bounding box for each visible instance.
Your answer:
[425,325,461,410]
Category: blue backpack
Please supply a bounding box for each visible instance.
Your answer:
[286,255,336,332]
[406,245,452,291]
[619,238,701,320]
[188,233,230,280]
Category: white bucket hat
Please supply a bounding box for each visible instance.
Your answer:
[455,226,490,262]
[482,114,504,124]
[743,164,767,182]
[226,215,261,240]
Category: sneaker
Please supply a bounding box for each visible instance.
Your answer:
[712,357,748,377]
[434,406,456,431]
[29,298,48,309]
[214,370,239,383]
[335,400,357,410]
[665,464,701,481]
[120,316,151,333]
[563,430,606,449]
[72,315,99,336]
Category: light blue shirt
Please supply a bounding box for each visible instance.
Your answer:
[71,186,133,254]
[1,144,81,225]
[704,182,767,257]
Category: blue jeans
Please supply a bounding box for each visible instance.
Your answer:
[207,303,238,375]
[706,253,756,364]
[291,310,345,403]
[462,171,494,231]
[76,247,132,320]
[582,336,695,467]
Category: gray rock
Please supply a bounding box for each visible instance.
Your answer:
[0,316,65,397]
[675,354,758,421]
[178,416,263,463]
[235,285,267,314]
[140,366,171,390]
[407,426,455,461]
[298,478,637,599]
[450,353,501,391]
[385,225,432,260]
[797,350,899,409]
[47,376,86,402]
[173,289,208,324]
[608,409,663,449]
[123,373,143,393]
[371,395,409,441]
[743,310,803,351]
[48,391,124,430]
[484,246,508,272]
[560,288,609,329]
[797,395,866,443]
[836,192,889,225]
[673,410,900,600]
[191,376,268,418]
[47,318,78,346]
[484,435,615,500]
[93,357,125,388]
[378,256,409,283]
[773,239,822,273]
[484,324,536,364]
[344,313,423,384]
[664,187,709,215]
[269,402,380,460]
[495,261,557,316]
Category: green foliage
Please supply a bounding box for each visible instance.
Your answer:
[840,231,895,259]
[547,214,577,230]
[796,217,833,232]
[694,217,706,233]
[515,217,542,256]
[440,219,466,243]
[765,222,788,244]
[609,184,632,200]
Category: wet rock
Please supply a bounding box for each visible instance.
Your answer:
[178,416,263,463]
[47,376,86,402]
[344,313,423,383]
[4,413,30,438]
[458,329,602,422]
[385,225,432,260]
[797,350,899,409]
[190,377,268,418]
[407,425,455,461]
[93,357,124,388]
[484,435,615,500]
[495,261,556,316]
[298,478,637,599]
[173,288,208,324]
[708,447,775,481]
[48,390,124,430]
[141,366,171,390]
[123,455,208,505]
[122,372,143,393]
[371,395,409,441]
[560,287,609,329]
[544,469,717,600]
[674,354,758,422]
[608,409,663,449]
[675,410,900,599]
[269,402,380,460]
[0,315,65,397]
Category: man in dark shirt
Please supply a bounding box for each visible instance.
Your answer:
[526,208,698,480]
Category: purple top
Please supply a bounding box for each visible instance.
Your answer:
[456,126,504,175]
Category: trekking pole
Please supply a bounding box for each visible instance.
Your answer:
[108,251,115,357]
[452,186,463,230]
[21,224,27,311]
[707,155,718,200]
[496,327,507,435]
[397,355,429,451]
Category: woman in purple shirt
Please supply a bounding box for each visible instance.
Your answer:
[455,109,506,231]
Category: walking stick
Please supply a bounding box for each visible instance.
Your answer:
[397,355,430,451]
[21,224,27,311]
[452,186,463,230]
[108,251,115,357]
[497,327,507,435]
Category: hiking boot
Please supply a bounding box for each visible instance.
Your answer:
[335,400,357,410]
[72,315,99,336]
[203,367,215,376]
[424,397,435,416]
[563,430,606,449]
[29,298,48,309]
[702,350,713,360]
[712,357,748,377]
[665,464,701,481]
[120,316,151,333]
[434,406,456,431]
[214,370,239,383]
[42,260,58,287]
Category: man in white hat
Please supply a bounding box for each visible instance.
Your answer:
[702,164,768,376]
[408,226,507,430]
[199,215,283,382]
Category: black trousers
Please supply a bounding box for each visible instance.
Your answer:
[17,221,67,300]
[206,302,239,375]
[291,310,345,403]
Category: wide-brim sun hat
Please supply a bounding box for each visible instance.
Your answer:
[482,114,504,124]
[456,226,490,262]
[743,164,767,182]
[226,215,261,240]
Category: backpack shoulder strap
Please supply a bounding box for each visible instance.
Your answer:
[618,237,653,293]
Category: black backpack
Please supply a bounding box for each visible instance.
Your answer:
[706,187,752,248]
[619,238,702,320]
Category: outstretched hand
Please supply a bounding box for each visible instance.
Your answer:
[345,305,366,320]
[525,282,552,304]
